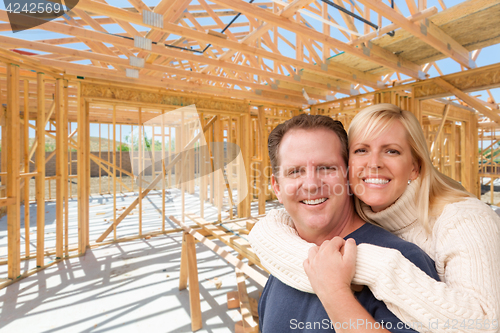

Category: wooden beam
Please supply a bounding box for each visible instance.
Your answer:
[0,197,16,206]
[61,1,383,86]
[236,268,259,333]
[202,0,316,72]
[348,7,437,46]
[37,58,306,106]
[434,77,500,125]
[357,0,472,68]
[207,0,422,79]
[170,216,267,287]
[89,155,133,192]
[0,30,344,97]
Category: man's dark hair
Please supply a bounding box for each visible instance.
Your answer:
[268,114,348,176]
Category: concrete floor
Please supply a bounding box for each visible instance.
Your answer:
[0,188,281,332]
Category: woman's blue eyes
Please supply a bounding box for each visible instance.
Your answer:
[353,148,400,155]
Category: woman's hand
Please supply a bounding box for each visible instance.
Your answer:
[303,237,358,300]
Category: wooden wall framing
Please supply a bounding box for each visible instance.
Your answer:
[0,52,493,288]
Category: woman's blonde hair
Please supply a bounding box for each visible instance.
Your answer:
[348,103,474,232]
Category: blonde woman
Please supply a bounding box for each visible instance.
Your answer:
[249,103,500,332]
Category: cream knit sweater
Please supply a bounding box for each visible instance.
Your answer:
[249,181,500,333]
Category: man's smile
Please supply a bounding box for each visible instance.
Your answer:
[301,198,328,205]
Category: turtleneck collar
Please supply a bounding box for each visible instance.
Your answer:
[360,177,420,234]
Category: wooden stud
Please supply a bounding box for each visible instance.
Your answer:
[36,72,45,267]
[95,120,215,242]
[161,109,166,232]
[188,120,195,194]
[185,232,202,331]
[257,106,266,215]
[138,107,142,236]
[179,232,189,290]
[227,117,234,219]
[113,104,117,240]
[214,116,222,221]
[98,123,101,194]
[200,114,206,219]
[181,112,186,223]
[1,99,6,205]
[55,78,64,259]
[63,80,69,257]
[108,123,111,194]
[77,86,89,254]
[450,121,456,179]
[236,267,259,333]
[243,112,251,217]
[7,63,21,279]
[23,79,30,258]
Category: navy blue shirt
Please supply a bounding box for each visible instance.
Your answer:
[258,223,440,333]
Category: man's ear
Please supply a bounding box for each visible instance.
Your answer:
[271,174,283,203]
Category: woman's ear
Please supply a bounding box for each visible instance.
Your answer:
[410,159,420,180]
[271,174,283,203]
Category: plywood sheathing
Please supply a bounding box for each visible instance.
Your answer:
[328,0,500,77]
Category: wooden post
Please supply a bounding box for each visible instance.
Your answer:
[179,232,189,290]
[470,114,479,197]
[99,123,101,194]
[188,121,195,194]
[181,113,186,223]
[176,124,182,190]
[214,117,222,221]
[161,110,166,231]
[63,81,69,257]
[23,79,30,258]
[113,105,117,240]
[242,112,251,217]
[207,121,213,204]
[138,107,142,236]
[200,114,206,219]
[236,116,244,217]
[130,123,134,191]
[55,79,64,259]
[108,124,111,194]
[463,119,473,194]
[86,100,90,246]
[1,105,7,205]
[77,85,89,254]
[186,232,202,331]
[120,124,123,193]
[36,73,45,267]
[236,268,259,333]
[227,117,234,219]
[460,121,467,190]
[257,107,266,215]
[7,63,21,279]
[450,122,456,180]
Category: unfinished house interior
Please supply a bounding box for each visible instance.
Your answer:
[0,0,500,331]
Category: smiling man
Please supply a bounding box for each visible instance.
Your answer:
[250,114,439,333]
